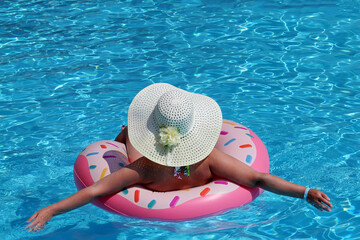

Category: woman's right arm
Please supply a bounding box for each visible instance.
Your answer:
[115,125,127,143]
[25,186,97,232]
[25,165,142,232]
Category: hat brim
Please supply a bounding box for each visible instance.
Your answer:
[128,83,222,167]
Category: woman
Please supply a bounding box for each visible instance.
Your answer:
[26,83,332,232]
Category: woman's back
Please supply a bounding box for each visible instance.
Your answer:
[123,127,214,192]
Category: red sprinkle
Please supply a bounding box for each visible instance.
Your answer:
[200,187,210,197]
[240,144,252,148]
[100,145,107,149]
[134,190,140,203]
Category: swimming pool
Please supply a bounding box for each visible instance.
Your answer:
[1,0,359,239]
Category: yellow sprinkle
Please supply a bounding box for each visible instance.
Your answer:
[100,168,108,179]
[223,121,236,125]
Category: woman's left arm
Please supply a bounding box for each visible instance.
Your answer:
[209,148,332,211]
[254,173,332,211]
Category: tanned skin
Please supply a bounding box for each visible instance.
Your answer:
[26,126,332,232]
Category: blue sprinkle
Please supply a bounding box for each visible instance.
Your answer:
[147,200,156,209]
[89,165,97,169]
[86,152,99,156]
[246,155,252,163]
[246,133,254,138]
[122,189,129,195]
[119,163,125,167]
[224,138,236,146]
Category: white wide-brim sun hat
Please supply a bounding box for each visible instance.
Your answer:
[128,83,223,167]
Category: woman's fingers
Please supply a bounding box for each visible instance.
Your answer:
[32,222,45,232]
[25,219,39,231]
[26,212,38,223]
[320,204,331,212]
[25,208,52,232]
[322,192,331,201]
[321,198,332,209]
[309,198,332,212]
[319,192,332,209]
[25,219,46,232]
[307,189,333,212]
[317,201,331,212]
[25,214,37,230]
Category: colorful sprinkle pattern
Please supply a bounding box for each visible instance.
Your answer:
[79,120,258,210]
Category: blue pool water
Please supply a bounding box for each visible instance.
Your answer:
[1,0,360,239]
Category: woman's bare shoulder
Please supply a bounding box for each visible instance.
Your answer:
[208,148,260,187]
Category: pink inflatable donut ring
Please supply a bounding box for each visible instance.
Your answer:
[73,120,270,221]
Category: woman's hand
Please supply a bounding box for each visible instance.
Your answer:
[306,189,333,212]
[25,206,54,232]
